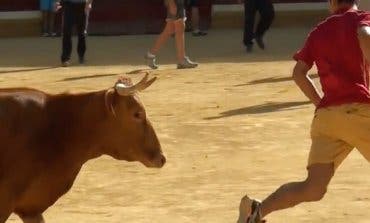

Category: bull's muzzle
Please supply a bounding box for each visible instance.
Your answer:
[149,153,166,168]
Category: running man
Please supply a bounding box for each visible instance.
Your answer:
[238,0,370,222]
[145,0,198,69]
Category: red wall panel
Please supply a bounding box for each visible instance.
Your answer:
[0,0,38,11]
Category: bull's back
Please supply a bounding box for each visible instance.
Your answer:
[0,88,48,147]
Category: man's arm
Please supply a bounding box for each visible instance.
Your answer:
[358,26,370,62]
[292,60,321,107]
[85,0,93,13]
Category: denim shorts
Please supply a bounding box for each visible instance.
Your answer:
[165,0,186,20]
[40,0,54,11]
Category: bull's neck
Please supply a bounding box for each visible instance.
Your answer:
[46,89,109,165]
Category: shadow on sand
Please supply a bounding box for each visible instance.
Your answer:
[59,73,118,82]
[0,67,58,75]
[204,101,311,120]
[234,74,319,87]
[58,69,154,82]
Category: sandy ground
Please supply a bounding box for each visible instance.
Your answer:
[0,28,369,223]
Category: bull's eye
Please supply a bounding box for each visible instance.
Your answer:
[134,111,145,120]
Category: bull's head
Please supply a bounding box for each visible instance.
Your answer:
[103,73,166,168]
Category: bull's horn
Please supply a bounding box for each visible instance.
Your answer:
[115,83,135,96]
[115,73,156,96]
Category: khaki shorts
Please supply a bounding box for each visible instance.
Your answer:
[309,103,370,170]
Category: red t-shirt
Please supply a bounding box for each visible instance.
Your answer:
[294,8,370,109]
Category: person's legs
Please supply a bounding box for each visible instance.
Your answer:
[191,6,200,31]
[238,164,334,223]
[47,0,56,36]
[243,0,257,51]
[255,0,275,49]
[41,11,49,36]
[145,21,175,69]
[174,19,186,63]
[149,21,175,55]
[239,106,355,223]
[190,0,207,36]
[61,2,74,65]
[261,163,334,217]
[173,19,197,69]
[76,3,87,63]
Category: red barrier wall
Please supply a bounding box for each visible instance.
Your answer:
[0,0,326,11]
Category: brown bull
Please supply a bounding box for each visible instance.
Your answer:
[0,73,166,223]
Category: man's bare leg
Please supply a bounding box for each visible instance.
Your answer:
[261,163,334,217]
[149,21,175,55]
[239,163,334,222]
[174,19,186,63]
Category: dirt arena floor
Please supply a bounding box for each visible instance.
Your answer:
[0,28,369,223]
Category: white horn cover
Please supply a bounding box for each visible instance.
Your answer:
[115,73,156,96]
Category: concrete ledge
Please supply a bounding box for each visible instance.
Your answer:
[0,11,40,19]
[0,11,41,37]
[0,18,40,37]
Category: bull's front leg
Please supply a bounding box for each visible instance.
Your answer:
[21,214,45,223]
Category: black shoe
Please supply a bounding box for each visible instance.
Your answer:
[61,60,70,67]
[246,44,253,53]
[255,36,265,50]
[247,200,265,223]
[192,30,208,37]
[79,57,85,64]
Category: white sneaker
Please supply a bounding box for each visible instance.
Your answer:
[145,52,159,70]
[177,56,198,69]
[238,195,265,223]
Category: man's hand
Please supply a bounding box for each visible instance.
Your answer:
[85,2,92,14]
[54,1,62,12]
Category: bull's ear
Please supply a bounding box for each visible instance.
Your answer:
[104,88,116,117]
